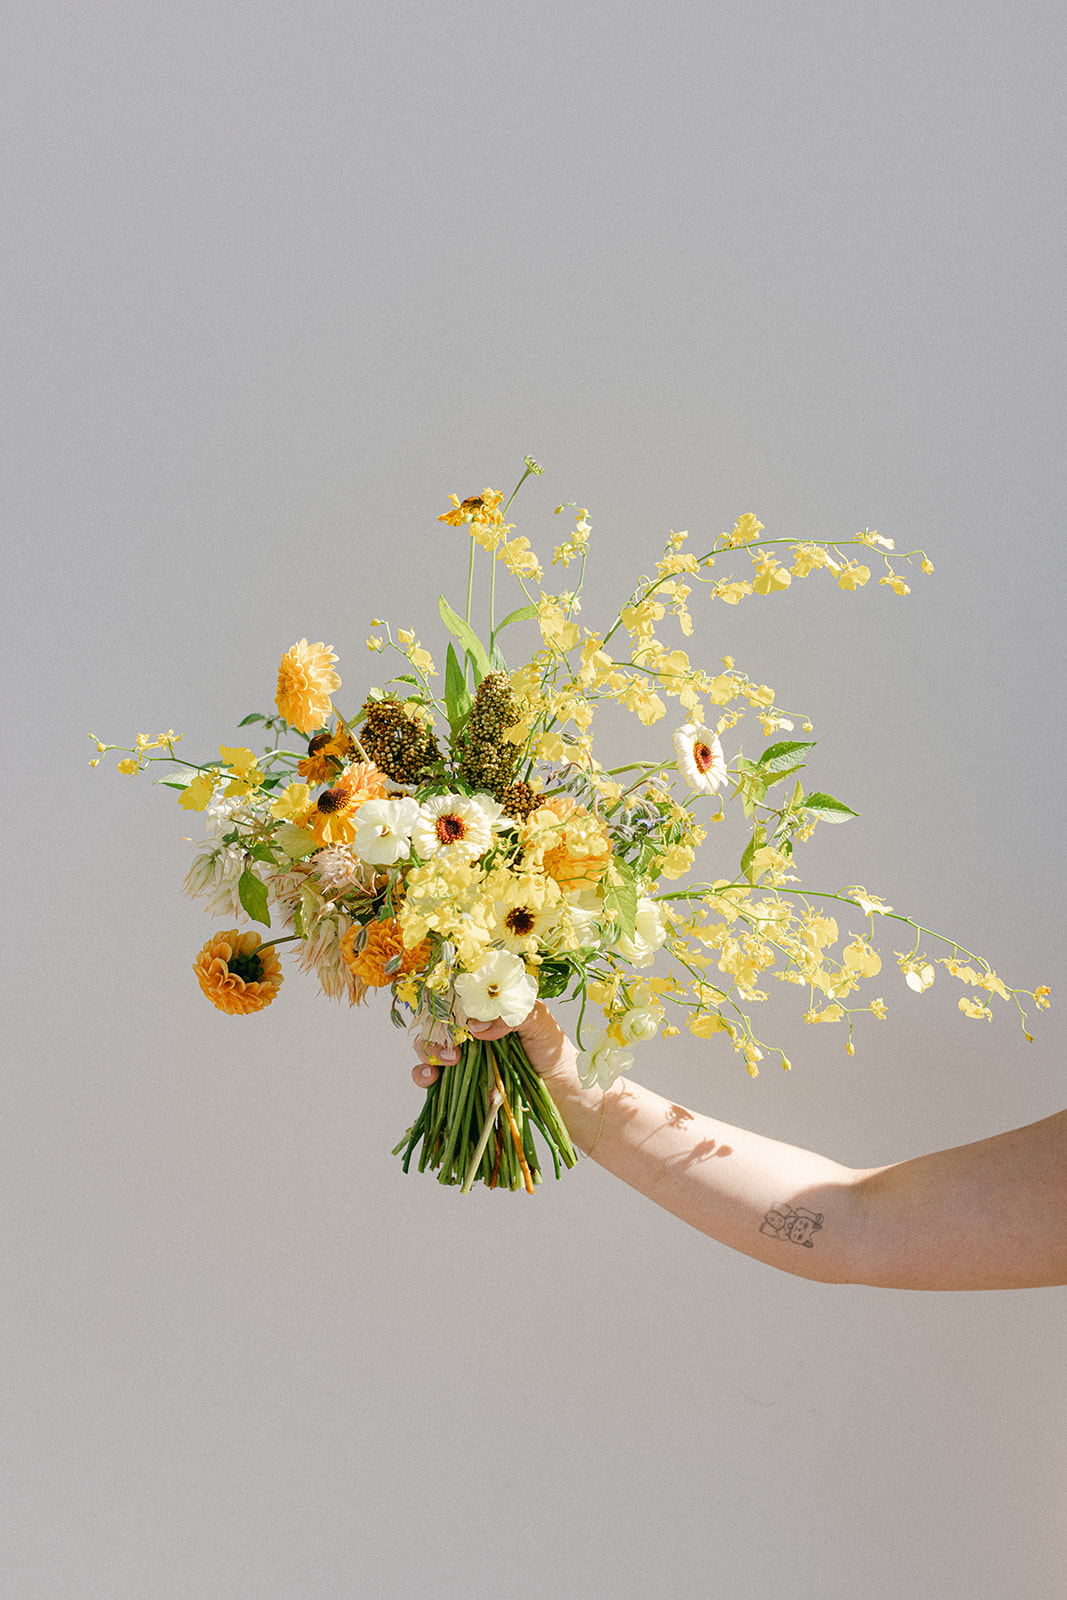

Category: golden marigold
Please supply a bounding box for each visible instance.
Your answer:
[341,918,432,987]
[194,930,283,1015]
[536,796,612,890]
[275,639,342,734]
[305,761,390,848]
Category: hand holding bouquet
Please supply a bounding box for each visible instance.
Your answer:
[97,459,1048,1192]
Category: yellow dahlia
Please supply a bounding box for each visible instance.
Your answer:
[275,639,342,734]
[341,919,431,988]
[536,796,612,890]
[193,930,283,1015]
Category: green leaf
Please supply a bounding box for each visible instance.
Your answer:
[490,642,509,673]
[444,643,472,736]
[603,856,638,943]
[760,764,807,791]
[238,713,266,727]
[756,740,815,774]
[740,824,767,881]
[238,867,271,927]
[249,842,278,864]
[803,792,859,824]
[536,959,572,999]
[438,596,492,682]
[496,602,539,631]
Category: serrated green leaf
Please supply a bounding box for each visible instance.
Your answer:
[392,674,421,687]
[238,867,271,927]
[603,856,638,943]
[803,792,859,823]
[756,740,816,774]
[249,842,278,864]
[438,596,491,681]
[760,764,807,791]
[496,602,539,631]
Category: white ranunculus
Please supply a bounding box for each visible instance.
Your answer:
[619,1006,661,1042]
[614,896,668,967]
[351,796,422,865]
[576,1030,634,1089]
[454,950,538,1026]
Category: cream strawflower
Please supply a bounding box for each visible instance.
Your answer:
[412,794,492,863]
[673,722,728,794]
[275,639,342,734]
[454,950,538,1026]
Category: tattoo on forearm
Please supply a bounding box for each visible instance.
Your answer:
[760,1204,823,1248]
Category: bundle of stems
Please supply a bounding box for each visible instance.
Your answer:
[394,1034,578,1192]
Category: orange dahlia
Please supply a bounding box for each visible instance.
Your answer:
[194,930,283,1015]
[275,639,342,734]
[538,796,612,890]
[341,919,431,988]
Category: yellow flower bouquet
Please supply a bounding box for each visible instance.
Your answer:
[98,458,1048,1191]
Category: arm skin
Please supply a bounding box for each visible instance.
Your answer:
[414,1003,1067,1291]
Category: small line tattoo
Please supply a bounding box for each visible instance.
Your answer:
[760,1204,824,1248]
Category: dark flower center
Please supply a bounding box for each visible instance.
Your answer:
[317,786,348,814]
[436,814,466,842]
[693,742,714,773]
[227,950,263,984]
[506,907,536,937]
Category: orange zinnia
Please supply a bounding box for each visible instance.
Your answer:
[194,930,283,1015]
[341,919,431,988]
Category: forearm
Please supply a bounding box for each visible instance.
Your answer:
[458,1008,1067,1290]
[554,1070,866,1283]
[519,1010,865,1283]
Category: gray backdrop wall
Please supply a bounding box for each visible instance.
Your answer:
[4,3,1065,1597]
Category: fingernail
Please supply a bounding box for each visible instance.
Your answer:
[420,1066,434,1082]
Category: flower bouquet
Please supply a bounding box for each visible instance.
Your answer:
[97,458,1047,1192]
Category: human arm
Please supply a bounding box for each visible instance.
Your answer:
[414,1003,1067,1290]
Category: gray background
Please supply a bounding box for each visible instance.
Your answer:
[4,2,1065,1596]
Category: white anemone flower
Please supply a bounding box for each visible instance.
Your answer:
[351,796,422,866]
[576,1030,634,1089]
[412,793,493,863]
[454,950,538,1026]
[673,722,728,794]
[615,896,668,968]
